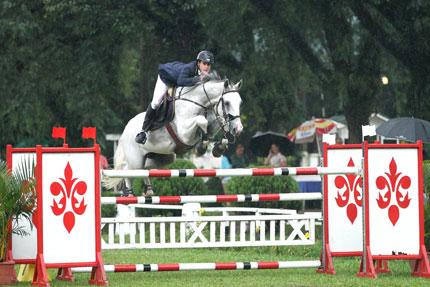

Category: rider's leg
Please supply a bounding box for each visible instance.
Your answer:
[135,105,157,143]
[136,76,169,144]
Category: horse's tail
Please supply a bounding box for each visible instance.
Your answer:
[102,139,126,190]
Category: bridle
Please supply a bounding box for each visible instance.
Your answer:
[177,82,240,142]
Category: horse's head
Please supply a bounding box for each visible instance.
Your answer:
[219,79,243,140]
[204,79,243,143]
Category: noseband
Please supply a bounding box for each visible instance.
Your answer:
[203,84,240,142]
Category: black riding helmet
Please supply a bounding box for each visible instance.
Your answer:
[196,50,214,65]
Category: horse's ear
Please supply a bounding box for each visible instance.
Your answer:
[233,79,243,90]
[224,79,229,88]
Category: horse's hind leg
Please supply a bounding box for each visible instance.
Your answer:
[123,178,134,196]
[142,156,155,196]
[143,177,153,196]
[143,154,175,196]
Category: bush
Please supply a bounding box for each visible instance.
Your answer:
[101,204,118,218]
[205,177,224,195]
[225,171,301,210]
[425,203,430,248]
[136,159,207,217]
[151,159,207,196]
[130,159,208,197]
[425,161,430,246]
[101,190,118,218]
[424,160,430,198]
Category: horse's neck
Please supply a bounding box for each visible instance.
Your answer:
[174,85,220,118]
[169,85,221,143]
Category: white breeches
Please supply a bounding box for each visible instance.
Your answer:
[151,76,169,109]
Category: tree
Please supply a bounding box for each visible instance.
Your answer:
[351,0,430,120]
[247,0,383,142]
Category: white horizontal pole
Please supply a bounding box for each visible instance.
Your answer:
[102,167,359,178]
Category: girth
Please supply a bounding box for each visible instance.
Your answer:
[165,122,194,155]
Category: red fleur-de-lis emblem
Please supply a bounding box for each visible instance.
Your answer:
[50,162,87,233]
[334,158,362,224]
[375,158,411,226]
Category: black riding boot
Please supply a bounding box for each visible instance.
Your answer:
[135,105,157,144]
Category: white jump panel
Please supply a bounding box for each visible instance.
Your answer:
[326,146,362,254]
[38,151,97,265]
[367,147,420,256]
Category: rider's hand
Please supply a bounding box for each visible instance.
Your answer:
[192,76,201,84]
[200,73,211,82]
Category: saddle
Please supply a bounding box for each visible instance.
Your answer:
[148,87,194,154]
[148,87,176,131]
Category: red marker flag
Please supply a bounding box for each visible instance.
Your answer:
[52,127,66,140]
[82,127,97,141]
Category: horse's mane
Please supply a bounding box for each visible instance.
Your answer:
[194,71,224,85]
[207,70,222,81]
[181,71,226,93]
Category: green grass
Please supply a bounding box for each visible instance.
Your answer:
[15,243,430,287]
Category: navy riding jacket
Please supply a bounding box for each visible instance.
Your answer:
[158,61,199,87]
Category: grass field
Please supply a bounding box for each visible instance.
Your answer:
[15,242,430,287]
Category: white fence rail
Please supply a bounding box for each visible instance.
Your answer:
[101,213,320,249]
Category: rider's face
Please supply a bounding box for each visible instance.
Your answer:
[198,61,212,73]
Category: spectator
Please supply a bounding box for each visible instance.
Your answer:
[220,154,232,185]
[221,154,232,169]
[264,143,287,167]
[100,154,109,169]
[230,144,249,168]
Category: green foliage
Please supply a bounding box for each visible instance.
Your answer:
[151,159,207,196]
[205,177,225,195]
[0,159,36,261]
[425,203,430,249]
[225,172,301,210]
[424,160,430,247]
[100,190,118,218]
[101,204,117,218]
[424,160,430,197]
[135,159,207,217]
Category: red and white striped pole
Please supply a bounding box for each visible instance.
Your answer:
[102,167,359,178]
[72,260,321,273]
[101,192,322,205]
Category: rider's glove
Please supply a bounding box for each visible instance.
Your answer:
[192,76,201,84]
[201,74,211,82]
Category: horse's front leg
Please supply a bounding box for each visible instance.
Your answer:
[194,115,209,135]
[212,138,229,157]
[193,116,209,156]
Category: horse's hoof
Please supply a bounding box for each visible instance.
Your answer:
[225,132,235,143]
[122,188,134,197]
[145,189,154,197]
[212,149,222,158]
[196,142,208,156]
[212,142,226,158]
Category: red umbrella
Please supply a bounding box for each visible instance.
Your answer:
[287,118,337,143]
[288,118,340,155]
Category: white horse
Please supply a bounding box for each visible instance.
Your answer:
[104,79,243,195]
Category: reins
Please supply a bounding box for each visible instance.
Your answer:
[175,82,240,141]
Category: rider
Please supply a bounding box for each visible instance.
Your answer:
[135,50,215,144]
